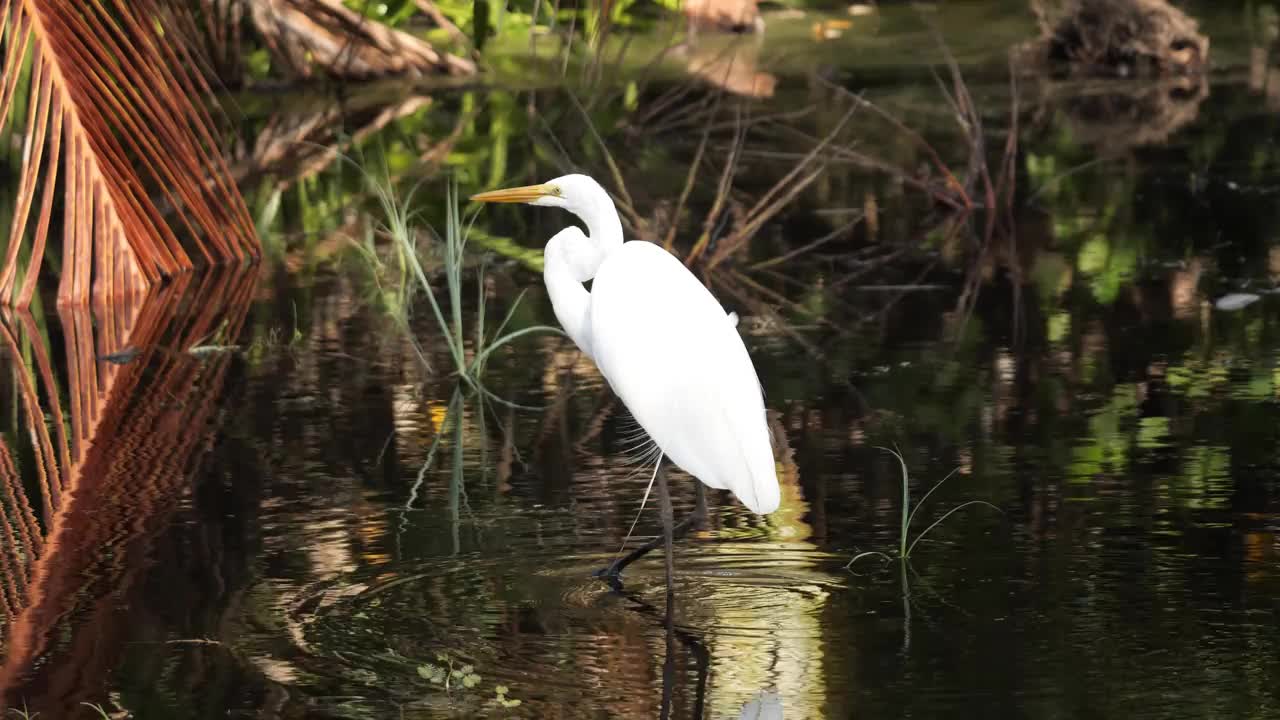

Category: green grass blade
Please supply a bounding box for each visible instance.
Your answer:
[476,258,487,372]
[873,445,911,558]
[469,325,565,371]
[905,500,1002,558]
[489,288,530,344]
[404,389,460,510]
[844,551,893,569]
[904,466,962,540]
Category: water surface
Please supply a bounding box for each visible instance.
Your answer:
[3,2,1280,718]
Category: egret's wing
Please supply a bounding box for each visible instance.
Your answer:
[590,241,780,515]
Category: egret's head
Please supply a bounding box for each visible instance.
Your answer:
[471,173,623,250]
[470,174,606,213]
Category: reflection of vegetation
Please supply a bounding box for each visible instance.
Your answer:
[0,271,256,717]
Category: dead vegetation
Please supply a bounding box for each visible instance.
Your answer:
[0,0,259,308]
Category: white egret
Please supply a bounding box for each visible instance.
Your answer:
[471,174,780,589]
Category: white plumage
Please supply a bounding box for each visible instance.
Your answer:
[591,240,779,514]
[472,173,780,516]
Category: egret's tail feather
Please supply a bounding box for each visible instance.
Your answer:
[747,461,782,515]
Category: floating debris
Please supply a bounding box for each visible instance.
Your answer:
[188,344,243,357]
[812,19,852,40]
[1214,293,1261,311]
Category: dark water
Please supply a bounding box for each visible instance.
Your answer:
[4,2,1280,718]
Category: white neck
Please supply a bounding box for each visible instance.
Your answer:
[571,188,624,257]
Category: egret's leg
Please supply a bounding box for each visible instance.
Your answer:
[595,514,699,580]
[694,481,708,524]
[657,462,676,595]
[594,469,707,582]
[657,469,678,717]
[659,596,677,720]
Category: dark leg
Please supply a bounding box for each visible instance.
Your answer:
[657,460,676,596]
[594,511,698,582]
[659,591,676,720]
[594,465,709,583]
[657,465,677,719]
[694,481,707,524]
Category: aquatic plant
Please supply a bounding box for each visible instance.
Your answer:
[845,447,999,567]
[79,704,113,720]
[360,165,562,396]
[415,651,521,709]
[418,652,481,691]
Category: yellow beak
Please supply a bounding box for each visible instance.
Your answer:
[470,183,557,204]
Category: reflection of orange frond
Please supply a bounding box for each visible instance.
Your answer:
[0,318,60,521]
[0,440,38,618]
[0,266,255,714]
[14,313,71,488]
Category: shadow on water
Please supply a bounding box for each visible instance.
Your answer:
[3,1,1280,718]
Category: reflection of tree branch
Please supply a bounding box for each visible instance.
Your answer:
[573,392,619,453]
[0,440,38,615]
[232,89,433,189]
[0,318,60,523]
[412,0,469,47]
[232,86,473,245]
[248,0,475,78]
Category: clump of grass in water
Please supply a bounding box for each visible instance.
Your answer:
[361,168,561,399]
[845,446,1000,568]
[355,165,563,526]
[80,703,119,719]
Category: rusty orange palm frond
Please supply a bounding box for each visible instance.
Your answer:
[0,0,259,309]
